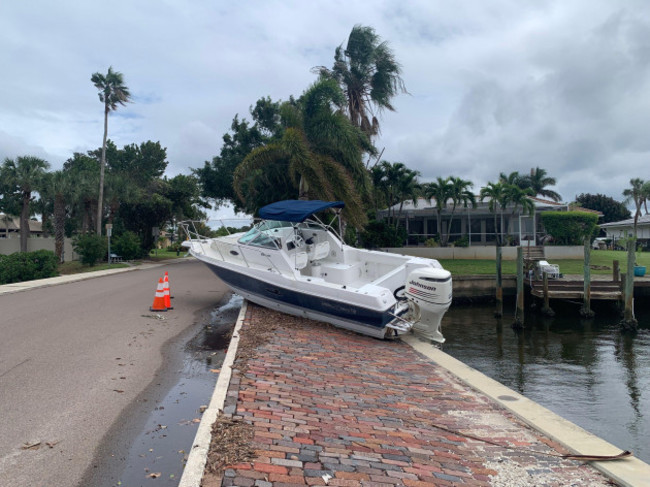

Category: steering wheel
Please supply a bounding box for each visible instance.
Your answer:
[287,233,305,250]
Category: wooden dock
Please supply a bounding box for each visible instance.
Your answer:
[527,279,622,301]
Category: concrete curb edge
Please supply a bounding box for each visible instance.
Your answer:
[178,300,248,487]
[402,334,650,487]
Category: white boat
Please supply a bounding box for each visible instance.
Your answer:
[181,200,452,343]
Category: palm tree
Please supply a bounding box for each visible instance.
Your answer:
[91,66,131,235]
[233,78,369,227]
[372,161,420,227]
[445,177,476,245]
[44,170,74,262]
[423,177,454,246]
[502,184,535,242]
[480,181,508,317]
[524,167,562,202]
[1,156,50,252]
[499,171,525,188]
[623,178,645,238]
[315,24,407,141]
[480,181,507,246]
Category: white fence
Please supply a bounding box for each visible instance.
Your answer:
[0,237,77,262]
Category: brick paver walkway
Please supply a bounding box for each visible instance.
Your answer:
[210,304,616,486]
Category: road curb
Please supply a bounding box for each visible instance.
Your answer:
[178,301,247,487]
[402,334,650,487]
[0,259,190,295]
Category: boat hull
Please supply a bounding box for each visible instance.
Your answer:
[202,260,394,338]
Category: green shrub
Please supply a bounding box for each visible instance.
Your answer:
[540,211,599,245]
[74,233,107,266]
[112,231,142,260]
[0,250,58,284]
[453,235,469,248]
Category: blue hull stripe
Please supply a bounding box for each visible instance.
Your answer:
[205,264,390,329]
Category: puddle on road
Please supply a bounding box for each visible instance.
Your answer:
[112,295,242,487]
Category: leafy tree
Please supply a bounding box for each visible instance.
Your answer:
[108,140,168,185]
[91,66,132,235]
[233,78,370,227]
[194,98,282,212]
[574,193,631,224]
[315,24,407,142]
[63,152,99,233]
[1,156,50,252]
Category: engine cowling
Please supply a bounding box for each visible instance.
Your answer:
[404,267,452,343]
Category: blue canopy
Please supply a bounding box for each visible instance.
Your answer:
[259,200,345,223]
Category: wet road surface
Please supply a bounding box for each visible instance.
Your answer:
[0,260,228,487]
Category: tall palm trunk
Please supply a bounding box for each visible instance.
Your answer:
[96,104,109,235]
[54,192,65,262]
[20,191,30,252]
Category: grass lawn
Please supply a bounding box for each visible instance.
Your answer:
[438,249,650,276]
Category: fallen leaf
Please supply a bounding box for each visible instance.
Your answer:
[147,472,161,478]
[192,418,201,423]
[210,368,221,373]
[113,389,124,393]
[46,440,60,448]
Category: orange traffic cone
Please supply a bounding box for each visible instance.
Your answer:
[150,278,168,312]
[164,271,173,299]
[163,275,174,310]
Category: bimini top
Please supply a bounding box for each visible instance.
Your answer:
[259,200,345,223]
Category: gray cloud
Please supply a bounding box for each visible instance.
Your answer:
[1,0,648,210]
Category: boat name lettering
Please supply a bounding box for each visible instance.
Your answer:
[409,280,436,291]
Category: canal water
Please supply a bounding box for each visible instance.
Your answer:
[440,298,650,464]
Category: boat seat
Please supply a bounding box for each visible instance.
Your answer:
[293,251,308,270]
[308,241,330,261]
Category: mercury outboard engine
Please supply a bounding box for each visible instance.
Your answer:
[404,267,452,343]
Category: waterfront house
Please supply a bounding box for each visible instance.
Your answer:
[600,214,650,249]
[377,196,571,246]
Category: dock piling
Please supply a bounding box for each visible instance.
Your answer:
[580,237,595,318]
[513,247,524,329]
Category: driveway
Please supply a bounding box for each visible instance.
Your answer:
[0,260,228,487]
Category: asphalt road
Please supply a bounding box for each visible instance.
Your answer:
[0,259,228,487]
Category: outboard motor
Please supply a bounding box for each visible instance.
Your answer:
[404,267,452,343]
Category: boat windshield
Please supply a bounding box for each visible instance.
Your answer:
[237,220,291,249]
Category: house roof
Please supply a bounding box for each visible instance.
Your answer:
[0,214,43,232]
[600,213,650,228]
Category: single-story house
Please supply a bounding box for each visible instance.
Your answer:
[0,214,44,238]
[378,196,587,246]
[600,214,650,249]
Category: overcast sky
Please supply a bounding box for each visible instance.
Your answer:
[2,0,649,217]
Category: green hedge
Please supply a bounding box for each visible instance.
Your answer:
[0,250,59,284]
[540,211,599,245]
